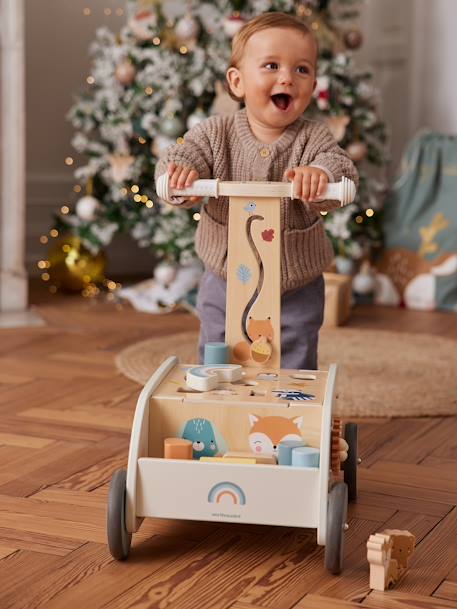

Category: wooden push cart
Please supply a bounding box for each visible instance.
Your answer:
[107,176,359,574]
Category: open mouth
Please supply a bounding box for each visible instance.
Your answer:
[271,93,293,111]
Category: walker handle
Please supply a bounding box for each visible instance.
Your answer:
[156,173,356,207]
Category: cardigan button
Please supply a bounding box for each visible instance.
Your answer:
[259,147,270,158]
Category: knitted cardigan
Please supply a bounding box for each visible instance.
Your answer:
[155,108,358,292]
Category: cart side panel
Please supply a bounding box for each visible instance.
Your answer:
[148,397,323,456]
[137,458,320,528]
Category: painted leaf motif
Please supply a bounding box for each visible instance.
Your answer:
[236,264,252,284]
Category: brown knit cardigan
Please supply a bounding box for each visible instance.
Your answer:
[155,108,358,292]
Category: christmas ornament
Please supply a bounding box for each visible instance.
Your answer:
[108,154,135,182]
[335,255,354,275]
[76,195,101,221]
[151,134,175,157]
[352,261,376,295]
[210,80,240,116]
[48,235,106,292]
[314,75,330,111]
[129,10,157,41]
[344,28,363,50]
[187,107,206,130]
[223,13,246,38]
[175,14,200,44]
[154,261,178,286]
[346,140,368,162]
[161,115,185,138]
[324,115,350,142]
[115,60,136,86]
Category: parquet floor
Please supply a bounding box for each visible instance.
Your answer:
[1,287,457,609]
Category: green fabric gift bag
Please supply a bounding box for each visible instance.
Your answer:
[376,131,457,311]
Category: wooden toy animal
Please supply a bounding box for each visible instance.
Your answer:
[367,529,415,591]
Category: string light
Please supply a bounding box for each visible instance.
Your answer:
[138,137,146,144]
[120,187,128,196]
[320,211,328,216]
[40,235,48,244]
[193,212,201,221]
[355,215,363,224]
[61,205,70,214]
[115,8,124,17]
[153,37,161,45]
[141,195,148,203]
[106,280,117,290]
[145,86,153,95]
[41,273,50,281]
[104,8,112,16]
[134,194,142,202]
[50,229,59,238]
[83,8,91,16]
[179,46,188,54]
[87,76,95,85]
[131,185,139,193]
[73,185,82,193]
[37,260,47,269]
[177,137,185,145]
[65,157,74,166]
[146,200,154,208]
[366,208,374,217]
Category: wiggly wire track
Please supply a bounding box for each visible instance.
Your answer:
[241,214,264,343]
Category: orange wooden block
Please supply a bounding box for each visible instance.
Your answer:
[164,438,193,460]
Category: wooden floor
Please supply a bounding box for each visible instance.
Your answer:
[1,286,457,609]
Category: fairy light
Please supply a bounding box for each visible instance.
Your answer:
[177,137,185,145]
[141,195,148,203]
[138,137,146,144]
[65,157,74,166]
[145,86,153,95]
[106,280,117,290]
[131,185,139,193]
[116,8,124,17]
[120,187,128,196]
[355,215,363,224]
[104,8,112,16]
[134,194,142,203]
[179,46,188,54]
[366,208,374,217]
[83,8,91,16]
[87,76,95,85]
[62,244,71,253]
[311,21,319,30]
[40,235,48,244]
[146,200,154,208]
[49,285,58,294]
[61,205,70,214]
[50,229,59,238]
[73,185,82,193]
[320,211,328,216]
[153,37,161,45]
[193,212,201,221]
[37,260,47,269]
[41,272,50,282]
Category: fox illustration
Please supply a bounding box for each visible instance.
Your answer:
[248,414,303,456]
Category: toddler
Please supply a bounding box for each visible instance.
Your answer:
[155,12,358,369]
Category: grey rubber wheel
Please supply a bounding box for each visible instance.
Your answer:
[107,469,132,560]
[324,481,348,575]
[343,422,358,502]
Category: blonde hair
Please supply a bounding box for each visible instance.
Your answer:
[229,12,317,69]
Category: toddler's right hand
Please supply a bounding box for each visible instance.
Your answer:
[167,162,202,203]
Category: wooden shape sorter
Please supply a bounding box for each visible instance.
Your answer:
[226,194,281,368]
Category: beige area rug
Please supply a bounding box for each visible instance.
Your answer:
[115,328,457,417]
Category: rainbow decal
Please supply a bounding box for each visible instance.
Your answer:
[208,482,246,506]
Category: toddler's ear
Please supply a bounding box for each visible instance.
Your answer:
[226,67,244,99]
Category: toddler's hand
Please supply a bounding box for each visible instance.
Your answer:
[167,162,202,203]
[284,166,329,202]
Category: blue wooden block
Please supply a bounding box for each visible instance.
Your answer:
[291,446,320,468]
[278,439,306,466]
[203,342,229,365]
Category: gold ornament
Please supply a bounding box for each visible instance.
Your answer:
[47,236,106,292]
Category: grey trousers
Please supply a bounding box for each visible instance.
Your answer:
[196,271,325,370]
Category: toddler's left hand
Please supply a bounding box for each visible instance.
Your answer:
[284,166,329,202]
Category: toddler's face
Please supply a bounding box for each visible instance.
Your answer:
[228,27,317,131]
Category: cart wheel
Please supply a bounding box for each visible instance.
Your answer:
[343,422,358,502]
[324,481,348,575]
[107,469,132,560]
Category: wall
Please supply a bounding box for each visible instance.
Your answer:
[26,0,154,278]
[409,0,457,137]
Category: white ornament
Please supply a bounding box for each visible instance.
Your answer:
[129,10,157,41]
[115,60,136,86]
[175,14,200,43]
[108,154,135,183]
[346,141,368,162]
[352,261,376,295]
[187,108,206,129]
[223,13,246,38]
[154,261,178,286]
[335,255,354,275]
[161,115,185,138]
[151,134,175,157]
[76,195,100,222]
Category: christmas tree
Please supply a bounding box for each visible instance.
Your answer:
[51,0,387,282]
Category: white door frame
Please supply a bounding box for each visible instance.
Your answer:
[0,0,28,313]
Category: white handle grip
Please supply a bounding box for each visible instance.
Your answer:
[156,173,356,206]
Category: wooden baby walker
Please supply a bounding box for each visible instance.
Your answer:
[107,174,359,574]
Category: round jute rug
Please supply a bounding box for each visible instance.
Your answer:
[115,328,457,417]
